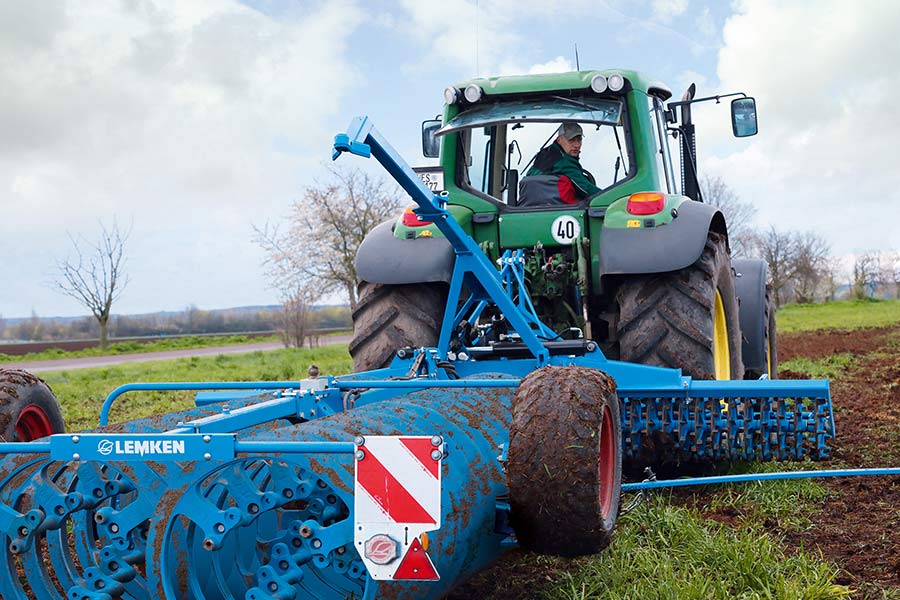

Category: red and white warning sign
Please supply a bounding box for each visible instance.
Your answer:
[354,435,443,581]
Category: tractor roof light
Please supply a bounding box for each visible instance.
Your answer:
[401,206,433,227]
[608,73,625,92]
[464,84,483,103]
[590,74,608,94]
[626,192,665,215]
[443,86,459,105]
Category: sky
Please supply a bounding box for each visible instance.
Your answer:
[2,0,899,318]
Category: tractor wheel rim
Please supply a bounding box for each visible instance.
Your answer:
[598,404,615,520]
[713,289,731,380]
[15,404,55,441]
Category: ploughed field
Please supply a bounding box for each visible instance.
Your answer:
[450,323,900,600]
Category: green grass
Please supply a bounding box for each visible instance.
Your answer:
[777,299,900,333]
[701,461,835,531]
[505,498,848,600]
[0,334,282,363]
[40,345,353,431]
[779,353,858,379]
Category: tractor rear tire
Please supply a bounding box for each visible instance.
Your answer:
[0,369,65,442]
[507,366,622,556]
[614,231,743,381]
[349,281,446,372]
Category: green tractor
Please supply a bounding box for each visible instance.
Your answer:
[351,69,775,383]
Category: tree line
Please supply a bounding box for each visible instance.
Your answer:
[31,169,895,349]
[0,305,350,344]
[703,176,900,307]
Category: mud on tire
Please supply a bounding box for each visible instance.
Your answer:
[349,281,446,372]
[615,231,743,380]
[0,369,65,442]
[507,366,622,556]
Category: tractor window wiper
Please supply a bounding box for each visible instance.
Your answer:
[547,95,599,113]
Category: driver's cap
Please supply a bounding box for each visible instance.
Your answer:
[558,122,583,140]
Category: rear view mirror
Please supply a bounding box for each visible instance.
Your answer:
[422,119,441,158]
[731,97,758,137]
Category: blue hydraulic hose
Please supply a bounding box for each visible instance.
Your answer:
[622,467,900,491]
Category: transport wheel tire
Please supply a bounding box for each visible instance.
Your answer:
[764,287,779,378]
[349,281,446,372]
[0,369,65,442]
[615,231,743,381]
[507,366,622,556]
[745,285,779,380]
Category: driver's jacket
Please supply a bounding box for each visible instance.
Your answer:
[526,142,600,203]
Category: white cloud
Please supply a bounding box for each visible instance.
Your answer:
[652,0,688,22]
[528,57,574,74]
[0,0,365,317]
[694,6,715,38]
[703,0,900,255]
[390,0,600,77]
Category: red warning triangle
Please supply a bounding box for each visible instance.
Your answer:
[392,537,439,580]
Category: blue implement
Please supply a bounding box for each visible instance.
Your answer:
[0,116,840,599]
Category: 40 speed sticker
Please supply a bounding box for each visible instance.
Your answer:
[551,215,581,245]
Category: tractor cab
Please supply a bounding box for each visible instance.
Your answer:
[431,97,629,208]
[421,71,679,216]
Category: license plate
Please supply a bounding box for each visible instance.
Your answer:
[414,168,445,193]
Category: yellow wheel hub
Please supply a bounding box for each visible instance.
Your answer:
[713,290,730,380]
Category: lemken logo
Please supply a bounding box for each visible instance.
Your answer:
[96,438,186,457]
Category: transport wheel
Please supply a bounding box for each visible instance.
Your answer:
[615,231,743,381]
[763,287,779,378]
[0,369,65,441]
[349,281,446,372]
[507,366,622,556]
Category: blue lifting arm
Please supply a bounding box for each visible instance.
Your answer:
[333,116,551,365]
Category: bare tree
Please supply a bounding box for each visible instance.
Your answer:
[750,226,831,306]
[877,251,900,299]
[819,257,843,302]
[791,231,831,303]
[54,219,130,349]
[701,176,757,256]
[278,286,319,348]
[851,253,879,300]
[255,165,404,310]
[751,226,797,307]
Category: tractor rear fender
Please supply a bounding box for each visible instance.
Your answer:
[732,258,769,374]
[599,200,728,277]
[355,220,455,284]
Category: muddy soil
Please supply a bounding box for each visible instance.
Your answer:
[449,324,900,600]
[779,325,900,596]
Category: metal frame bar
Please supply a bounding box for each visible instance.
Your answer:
[333,116,552,365]
[623,467,900,491]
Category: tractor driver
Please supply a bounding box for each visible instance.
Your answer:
[522,123,600,205]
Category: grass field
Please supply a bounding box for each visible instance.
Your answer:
[777,298,900,333]
[41,345,351,431]
[0,333,281,363]
[17,299,898,598]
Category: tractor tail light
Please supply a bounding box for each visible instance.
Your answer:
[401,206,433,227]
[626,192,665,215]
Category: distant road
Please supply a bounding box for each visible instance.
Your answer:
[0,335,352,374]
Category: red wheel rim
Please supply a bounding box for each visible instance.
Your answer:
[598,404,615,519]
[15,404,55,441]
